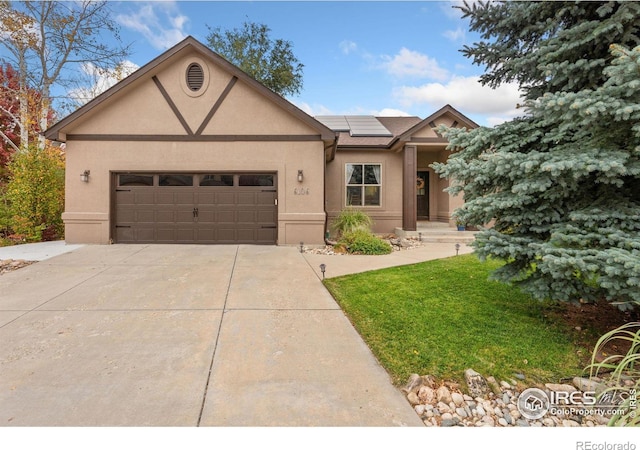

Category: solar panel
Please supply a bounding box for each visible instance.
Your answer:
[346,116,393,137]
[315,116,350,131]
[315,115,392,137]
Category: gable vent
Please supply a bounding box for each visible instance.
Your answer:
[186,63,204,91]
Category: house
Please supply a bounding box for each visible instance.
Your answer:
[45,36,477,246]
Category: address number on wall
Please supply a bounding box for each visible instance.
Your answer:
[294,187,310,195]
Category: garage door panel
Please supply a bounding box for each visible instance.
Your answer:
[175,192,195,204]
[237,210,256,223]
[137,210,155,223]
[216,210,236,223]
[114,173,277,244]
[237,193,257,204]
[135,191,155,204]
[216,192,235,205]
[257,210,277,222]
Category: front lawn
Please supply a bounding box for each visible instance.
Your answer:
[323,254,588,386]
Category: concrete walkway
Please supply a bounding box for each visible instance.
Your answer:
[0,244,424,426]
[303,242,474,279]
[0,240,84,261]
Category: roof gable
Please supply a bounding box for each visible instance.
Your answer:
[395,104,479,143]
[45,36,335,142]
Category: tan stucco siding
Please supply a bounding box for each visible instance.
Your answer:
[204,80,318,136]
[68,76,186,135]
[325,150,403,235]
[63,140,326,245]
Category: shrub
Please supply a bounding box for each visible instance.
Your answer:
[338,229,392,255]
[331,208,373,236]
[5,145,65,241]
[586,320,640,427]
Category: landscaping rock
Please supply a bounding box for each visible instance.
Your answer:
[465,368,490,397]
[0,259,36,275]
[418,386,435,404]
[451,392,465,407]
[573,377,606,394]
[405,369,620,428]
[403,373,422,393]
[436,386,452,404]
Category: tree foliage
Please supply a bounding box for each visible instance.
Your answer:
[5,144,64,241]
[205,21,304,97]
[0,0,130,149]
[0,62,54,177]
[434,1,640,309]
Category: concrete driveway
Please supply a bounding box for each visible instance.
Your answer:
[0,244,422,426]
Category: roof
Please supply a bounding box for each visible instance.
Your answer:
[317,105,478,150]
[316,115,421,148]
[45,36,336,142]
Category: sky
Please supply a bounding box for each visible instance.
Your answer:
[106,0,522,127]
[4,0,524,127]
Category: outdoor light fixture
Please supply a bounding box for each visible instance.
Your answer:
[80,170,90,183]
[297,170,304,182]
[455,243,461,256]
[299,242,304,253]
[319,263,326,280]
[418,232,422,242]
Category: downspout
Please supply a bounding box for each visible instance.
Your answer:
[324,136,338,245]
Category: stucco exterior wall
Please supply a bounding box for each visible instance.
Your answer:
[325,150,404,235]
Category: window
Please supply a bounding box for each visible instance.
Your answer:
[118,174,154,187]
[239,174,274,186]
[200,174,234,187]
[346,164,381,206]
[159,174,193,186]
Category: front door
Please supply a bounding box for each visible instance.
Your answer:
[416,171,429,219]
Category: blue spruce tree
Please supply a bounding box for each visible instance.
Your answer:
[434,1,640,309]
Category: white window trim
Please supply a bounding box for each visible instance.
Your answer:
[344,163,382,207]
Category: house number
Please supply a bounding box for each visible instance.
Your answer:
[294,187,310,195]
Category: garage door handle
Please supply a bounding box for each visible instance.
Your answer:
[261,225,277,229]
[193,207,199,218]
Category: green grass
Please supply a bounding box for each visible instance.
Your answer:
[324,254,585,386]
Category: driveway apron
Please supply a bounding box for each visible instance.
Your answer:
[0,245,421,426]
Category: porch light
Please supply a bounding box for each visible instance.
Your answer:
[319,263,326,280]
[297,170,304,182]
[80,170,90,183]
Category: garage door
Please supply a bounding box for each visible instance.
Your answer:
[114,173,277,244]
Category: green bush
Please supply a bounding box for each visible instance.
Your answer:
[5,145,65,241]
[338,229,392,255]
[331,208,373,236]
[586,319,640,427]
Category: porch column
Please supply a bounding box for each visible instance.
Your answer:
[402,144,417,231]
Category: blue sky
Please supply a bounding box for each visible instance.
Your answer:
[4,1,523,127]
[108,1,522,127]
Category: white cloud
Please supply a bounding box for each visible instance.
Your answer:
[380,48,449,81]
[339,40,358,55]
[68,60,140,105]
[443,26,465,42]
[440,1,469,19]
[294,101,334,116]
[375,108,412,117]
[117,2,188,50]
[393,76,523,119]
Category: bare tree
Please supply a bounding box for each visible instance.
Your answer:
[0,0,131,149]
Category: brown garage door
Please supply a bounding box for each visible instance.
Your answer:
[114,173,277,244]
